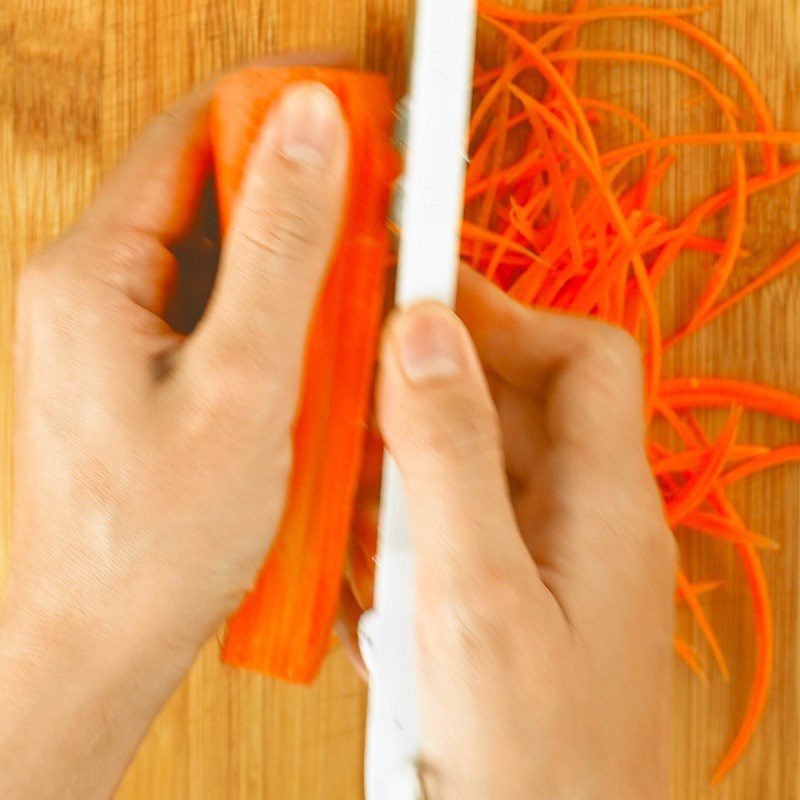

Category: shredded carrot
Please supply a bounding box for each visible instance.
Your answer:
[682,510,780,551]
[652,444,769,476]
[678,579,725,602]
[658,409,776,783]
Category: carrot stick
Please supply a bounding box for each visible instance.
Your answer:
[211,66,396,684]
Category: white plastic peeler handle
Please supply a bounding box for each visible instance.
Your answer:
[362,2,477,799]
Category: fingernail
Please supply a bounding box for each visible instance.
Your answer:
[394,305,466,384]
[278,83,343,167]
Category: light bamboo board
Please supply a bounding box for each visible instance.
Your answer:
[1,1,799,798]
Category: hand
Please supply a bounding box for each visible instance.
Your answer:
[0,61,348,800]
[378,267,677,800]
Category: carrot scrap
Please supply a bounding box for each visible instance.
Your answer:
[211,66,396,684]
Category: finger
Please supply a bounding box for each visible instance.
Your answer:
[180,82,349,412]
[457,268,673,623]
[457,266,648,465]
[377,303,549,602]
[34,85,210,319]
[84,51,351,246]
[83,86,212,246]
[56,52,350,318]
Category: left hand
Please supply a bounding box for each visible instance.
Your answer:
[1,58,348,800]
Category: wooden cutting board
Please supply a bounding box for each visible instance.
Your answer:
[1,1,799,798]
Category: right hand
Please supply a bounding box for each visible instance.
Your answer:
[377,267,676,800]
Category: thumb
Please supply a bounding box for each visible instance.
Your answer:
[182,82,349,407]
[377,304,539,598]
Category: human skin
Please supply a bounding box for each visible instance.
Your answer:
[0,61,675,800]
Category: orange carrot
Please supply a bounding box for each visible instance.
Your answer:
[211,66,396,683]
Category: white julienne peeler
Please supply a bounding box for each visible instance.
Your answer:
[358,2,477,799]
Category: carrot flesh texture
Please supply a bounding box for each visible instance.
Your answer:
[211,67,396,684]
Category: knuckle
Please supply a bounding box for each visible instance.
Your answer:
[109,227,172,276]
[566,323,644,416]
[107,228,177,303]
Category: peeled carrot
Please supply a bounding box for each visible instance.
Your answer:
[211,67,396,684]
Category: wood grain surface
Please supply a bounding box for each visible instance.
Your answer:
[2,1,799,798]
